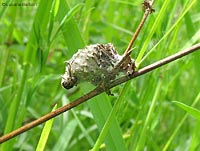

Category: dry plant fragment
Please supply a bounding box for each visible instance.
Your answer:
[61,43,135,91]
[142,0,155,13]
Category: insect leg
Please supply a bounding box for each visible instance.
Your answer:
[65,61,72,77]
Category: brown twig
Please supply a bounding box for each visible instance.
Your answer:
[1,43,200,144]
[124,0,155,55]
[110,43,200,88]
[114,0,155,79]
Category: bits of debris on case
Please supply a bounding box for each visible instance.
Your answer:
[61,43,135,90]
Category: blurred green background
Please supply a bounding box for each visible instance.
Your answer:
[0,0,200,150]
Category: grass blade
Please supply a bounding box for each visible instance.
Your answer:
[57,1,127,150]
[173,101,200,120]
[162,92,200,151]
[36,104,57,151]
[1,1,53,150]
[88,94,127,151]
[136,79,162,151]
[139,0,197,65]
[135,0,170,65]
[92,82,131,151]
[52,119,78,151]
[50,3,84,43]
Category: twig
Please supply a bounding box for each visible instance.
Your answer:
[114,0,155,79]
[1,43,200,144]
[124,0,155,55]
[110,43,200,88]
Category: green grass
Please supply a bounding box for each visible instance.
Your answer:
[0,0,200,150]
[36,104,57,151]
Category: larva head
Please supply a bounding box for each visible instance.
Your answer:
[61,63,77,89]
[61,74,77,89]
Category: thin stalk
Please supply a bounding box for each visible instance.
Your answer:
[0,43,200,144]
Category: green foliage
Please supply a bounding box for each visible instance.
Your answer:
[173,101,200,121]
[0,0,200,150]
[36,104,57,151]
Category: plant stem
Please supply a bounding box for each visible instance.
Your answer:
[124,0,154,55]
[0,43,200,144]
